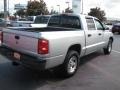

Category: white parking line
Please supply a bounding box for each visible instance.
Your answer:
[112,50,120,54]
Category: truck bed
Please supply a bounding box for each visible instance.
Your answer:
[7,27,76,32]
[3,27,81,57]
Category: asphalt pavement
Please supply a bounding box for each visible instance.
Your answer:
[0,34,120,90]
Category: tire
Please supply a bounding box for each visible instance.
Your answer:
[103,39,113,55]
[54,50,79,78]
[112,31,114,34]
[12,62,19,66]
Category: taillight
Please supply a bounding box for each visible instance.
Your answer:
[0,32,3,43]
[38,39,49,54]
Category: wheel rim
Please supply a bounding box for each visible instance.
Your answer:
[108,41,112,52]
[67,56,78,74]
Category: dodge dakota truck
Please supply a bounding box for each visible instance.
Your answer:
[0,14,113,77]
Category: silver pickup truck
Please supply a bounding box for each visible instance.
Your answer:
[1,14,113,77]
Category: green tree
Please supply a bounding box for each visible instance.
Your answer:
[65,8,73,13]
[0,11,9,18]
[26,0,49,16]
[15,9,26,17]
[88,7,106,21]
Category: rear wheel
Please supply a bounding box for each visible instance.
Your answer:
[103,39,113,55]
[54,50,79,78]
[12,62,19,66]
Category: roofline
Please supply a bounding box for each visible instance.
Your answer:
[50,13,98,19]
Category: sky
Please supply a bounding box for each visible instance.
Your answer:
[0,0,120,19]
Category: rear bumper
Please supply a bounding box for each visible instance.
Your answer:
[0,46,46,70]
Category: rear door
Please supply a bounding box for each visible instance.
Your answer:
[85,17,99,55]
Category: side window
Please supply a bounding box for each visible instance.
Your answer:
[95,19,104,30]
[86,18,96,30]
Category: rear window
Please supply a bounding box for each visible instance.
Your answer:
[48,15,81,29]
[26,16,34,21]
[34,16,50,24]
[61,16,81,29]
[48,16,60,26]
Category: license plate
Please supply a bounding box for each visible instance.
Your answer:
[14,52,21,60]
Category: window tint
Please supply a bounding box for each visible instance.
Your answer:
[86,18,96,30]
[48,15,81,29]
[34,16,50,24]
[95,19,104,30]
[61,16,81,29]
[26,17,33,21]
[48,16,60,26]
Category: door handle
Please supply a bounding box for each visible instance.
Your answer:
[98,33,102,36]
[88,34,92,37]
[15,35,20,40]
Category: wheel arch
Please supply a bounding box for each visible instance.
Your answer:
[67,44,81,55]
[109,37,113,42]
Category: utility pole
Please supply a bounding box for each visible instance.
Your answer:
[57,5,60,14]
[81,0,83,14]
[4,0,7,26]
[66,2,70,8]
[8,0,9,16]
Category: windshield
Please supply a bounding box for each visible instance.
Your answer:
[34,16,50,24]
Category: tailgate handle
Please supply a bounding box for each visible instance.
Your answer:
[15,35,20,40]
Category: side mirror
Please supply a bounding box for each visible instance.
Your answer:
[103,26,110,30]
[105,27,110,30]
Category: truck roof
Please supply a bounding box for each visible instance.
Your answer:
[51,13,98,20]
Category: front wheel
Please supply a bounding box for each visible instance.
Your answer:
[103,39,113,55]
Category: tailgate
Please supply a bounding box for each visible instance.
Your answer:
[3,29,39,54]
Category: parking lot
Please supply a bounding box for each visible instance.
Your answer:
[0,34,120,90]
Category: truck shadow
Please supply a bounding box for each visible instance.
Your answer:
[0,51,103,90]
[80,51,104,65]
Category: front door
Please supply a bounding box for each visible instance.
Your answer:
[85,17,99,55]
[94,19,105,49]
